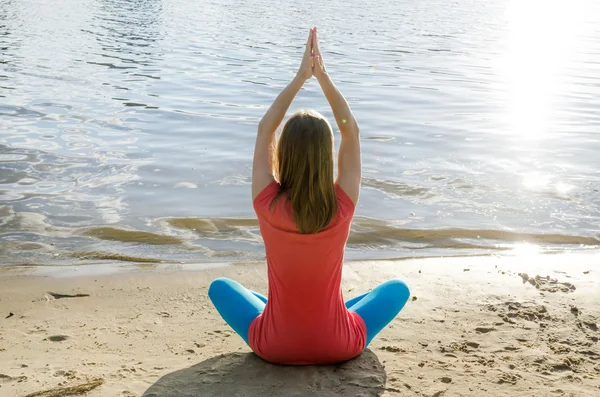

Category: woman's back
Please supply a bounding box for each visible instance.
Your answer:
[248,182,366,365]
[208,27,409,367]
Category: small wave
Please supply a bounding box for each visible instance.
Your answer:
[363,136,395,141]
[156,216,600,250]
[163,217,260,242]
[81,227,182,245]
[362,177,432,198]
[348,217,600,247]
[0,105,46,118]
[173,182,198,189]
[69,251,162,263]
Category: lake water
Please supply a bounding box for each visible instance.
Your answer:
[1,0,599,267]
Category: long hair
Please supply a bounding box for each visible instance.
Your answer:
[273,109,337,234]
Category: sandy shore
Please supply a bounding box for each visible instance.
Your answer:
[0,252,599,397]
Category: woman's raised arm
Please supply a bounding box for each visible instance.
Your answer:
[312,28,361,205]
[252,29,314,201]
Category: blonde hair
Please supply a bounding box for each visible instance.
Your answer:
[273,109,337,234]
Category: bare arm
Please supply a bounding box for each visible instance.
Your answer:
[252,29,314,201]
[313,28,361,205]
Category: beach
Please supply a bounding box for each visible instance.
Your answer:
[1,252,598,397]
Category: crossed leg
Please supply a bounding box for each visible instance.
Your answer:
[346,279,411,346]
[208,277,410,348]
[207,277,266,344]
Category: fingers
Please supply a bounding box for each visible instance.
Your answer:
[313,27,321,56]
[312,55,322,73]
[310,27,324,74]
[304,28,313,54]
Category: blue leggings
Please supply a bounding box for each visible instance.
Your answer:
[208,278,410,347]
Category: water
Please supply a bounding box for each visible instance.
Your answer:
[1,0,599,267]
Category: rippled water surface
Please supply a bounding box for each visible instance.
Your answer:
[1,0,599,266]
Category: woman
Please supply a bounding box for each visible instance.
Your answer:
[208,27,410,365]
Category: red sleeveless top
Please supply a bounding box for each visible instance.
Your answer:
[248,181,366,365]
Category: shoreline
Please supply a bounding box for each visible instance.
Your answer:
[1,252,599,396]
[2,248,599,279]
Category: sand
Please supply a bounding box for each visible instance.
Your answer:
[0,252,599,397]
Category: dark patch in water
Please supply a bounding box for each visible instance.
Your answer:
[165,217,259,241]
[348,217,600,247]
[69,251,162,263]
[81,227,182,245]
[361,178,432,198]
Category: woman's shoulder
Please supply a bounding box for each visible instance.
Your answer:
[335,183,356,215]
[253,181,280,214]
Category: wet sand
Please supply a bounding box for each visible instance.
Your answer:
[0,252,599,397]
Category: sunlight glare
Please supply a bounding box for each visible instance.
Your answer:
[554,182,574,195]
[500,0,585,140]
[510,243,540,257]
[522,172,550,190]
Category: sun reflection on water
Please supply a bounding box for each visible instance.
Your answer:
[500,0,585,140]
[509,242,540,257]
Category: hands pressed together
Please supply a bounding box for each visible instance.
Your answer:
[297,27,327,82]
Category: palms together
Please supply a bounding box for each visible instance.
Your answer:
[297,27,326,81]
[311,28,326,79]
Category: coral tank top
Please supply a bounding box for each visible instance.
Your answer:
[248,181,366,365]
